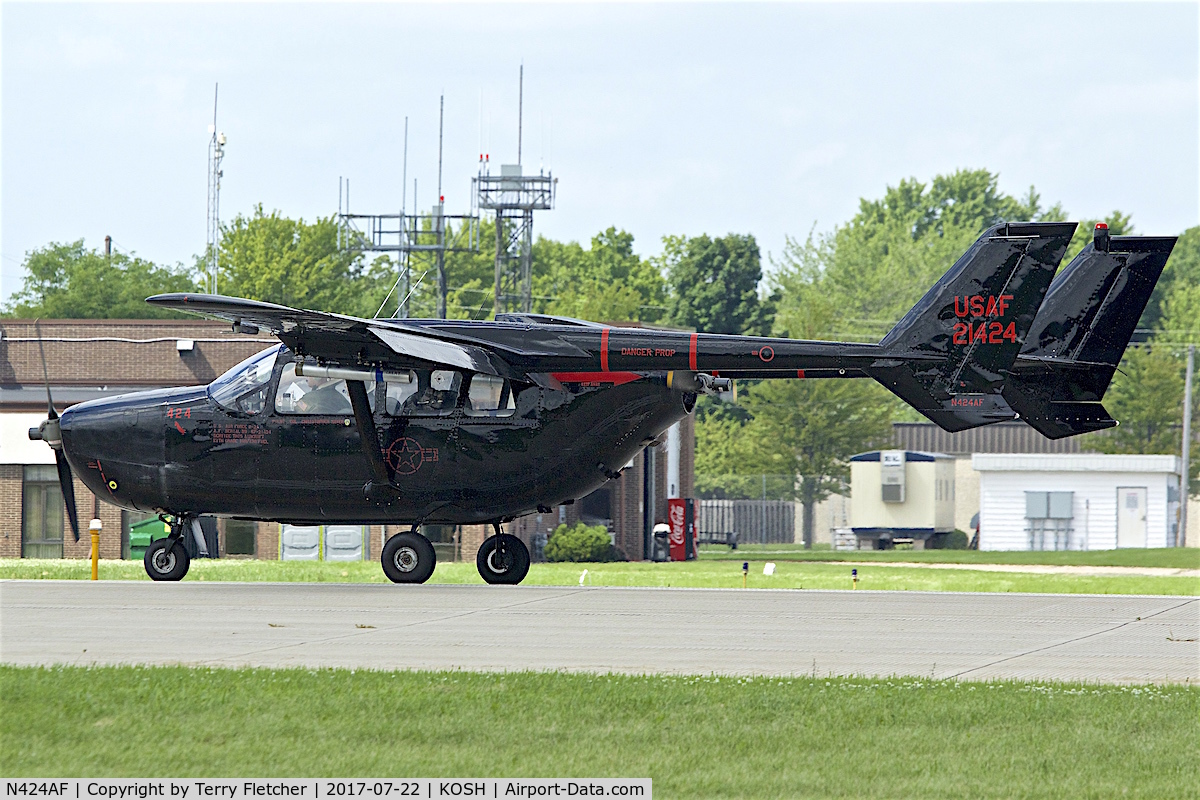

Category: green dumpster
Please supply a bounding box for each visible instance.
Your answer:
[129,518,169,560]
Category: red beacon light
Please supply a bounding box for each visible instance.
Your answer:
[1094,221,1111,252]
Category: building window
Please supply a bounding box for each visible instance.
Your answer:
[1025,491,1075,551]
[22,465,63,559]
[225,520,256,556]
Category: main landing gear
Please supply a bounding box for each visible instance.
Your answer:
[381,527,437,584]
[477,523,530,585]
[144,516,191,581]
[380,523,531,585]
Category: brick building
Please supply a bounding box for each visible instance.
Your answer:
[0,319,283,561]
[1,318,698,562]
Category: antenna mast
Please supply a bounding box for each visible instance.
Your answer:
[205,84,226,296]
[477,65,556,316]
[517,64,523,167]
[338,101,478,320]
[436,94,447,319]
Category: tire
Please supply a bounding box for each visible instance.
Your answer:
[477,534,530,585]
[381,532,436,584]
[144,538,190,581]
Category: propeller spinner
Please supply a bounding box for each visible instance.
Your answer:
[26,322,80,541]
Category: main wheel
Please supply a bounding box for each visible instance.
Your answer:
[477,534,530,585]
[381,531,436,584]
[144,538,190,581]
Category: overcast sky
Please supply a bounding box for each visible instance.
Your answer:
[2,2,1197,303]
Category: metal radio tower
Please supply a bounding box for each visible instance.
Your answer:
[475,66,556,315]
[206,85,226,296]
[339,98,479,319]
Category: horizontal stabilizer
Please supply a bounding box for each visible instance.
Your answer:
[1007,399,1117,440]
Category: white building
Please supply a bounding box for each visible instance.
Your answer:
[849,450,956,548]
[973,454,1181,550]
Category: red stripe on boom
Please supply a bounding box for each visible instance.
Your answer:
[689,333,698,370]
[551,372,642,386]
[600,328,610,371]
[797,370,805,379]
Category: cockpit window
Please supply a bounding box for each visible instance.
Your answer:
[209,346,280,415]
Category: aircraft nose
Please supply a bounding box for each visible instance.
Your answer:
[58,386,205,509]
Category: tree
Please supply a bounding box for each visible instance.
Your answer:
[1141,225,1200,335]
[217,205,386,317]
[1086,345,1200,493]
[739,378,894,548]
[533,227,666,323]
[4,240,198,319]
[661,233,773,335]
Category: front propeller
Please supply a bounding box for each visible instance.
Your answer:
[26,322,80,541]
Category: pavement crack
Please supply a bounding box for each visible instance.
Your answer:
[947,597,1198,679]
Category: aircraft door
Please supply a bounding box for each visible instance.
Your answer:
[270,359,375,519]
[203,347,280,517]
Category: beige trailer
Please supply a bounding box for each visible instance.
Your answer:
[850,450,956,549]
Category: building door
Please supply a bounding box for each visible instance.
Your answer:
[22,465,64,559]
[1116,487,1148,548]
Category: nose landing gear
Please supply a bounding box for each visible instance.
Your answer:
[477,523,530,585]
[143,516,192,581]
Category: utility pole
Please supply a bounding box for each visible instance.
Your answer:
[1181,344,1194,547]
[206,84,226,296]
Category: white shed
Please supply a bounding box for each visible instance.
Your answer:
[972,454,1181,550]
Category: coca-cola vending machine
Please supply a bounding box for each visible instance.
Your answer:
[667,498,697,561]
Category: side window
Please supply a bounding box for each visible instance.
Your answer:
[392,369,462,416]
[384,371,419,415]
[466,374,516,417]
[274,361,374,416]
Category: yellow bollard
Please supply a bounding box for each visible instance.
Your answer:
[89,518,103,581]
[852,568,858,589]
[742,561,748,589]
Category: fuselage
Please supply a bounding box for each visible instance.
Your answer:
[58,343,695,525]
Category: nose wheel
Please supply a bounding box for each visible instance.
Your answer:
[477,526,530,585]
[144,536,190,581]
[381,529,436,584]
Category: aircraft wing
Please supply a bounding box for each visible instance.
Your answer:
[145,293,520,378]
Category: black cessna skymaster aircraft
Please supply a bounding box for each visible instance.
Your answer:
[26,221,1174,585]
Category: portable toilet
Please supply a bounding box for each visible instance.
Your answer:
[850,450,956,549]
[280,525,321,560]
[323,525,366,561]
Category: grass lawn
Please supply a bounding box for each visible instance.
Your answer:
[699,544,1200,569]
[2,666,1196,798]
[2,557,1197,595]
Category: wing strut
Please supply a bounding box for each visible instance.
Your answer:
[346,380,392,488]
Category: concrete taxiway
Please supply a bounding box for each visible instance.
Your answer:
[1,581,1196,683]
